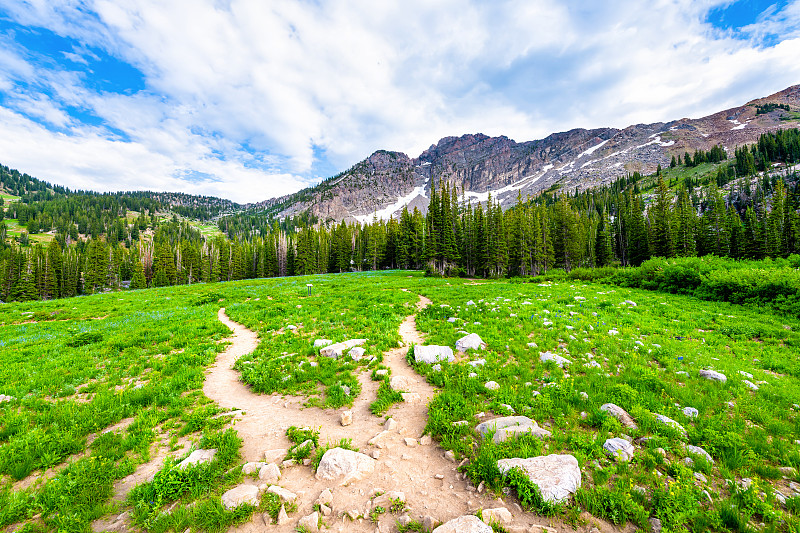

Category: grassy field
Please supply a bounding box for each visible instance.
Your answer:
[0,271,798,532]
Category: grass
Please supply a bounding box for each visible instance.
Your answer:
[0,270,799,531]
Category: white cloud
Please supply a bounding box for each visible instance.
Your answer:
[0,0,798,202]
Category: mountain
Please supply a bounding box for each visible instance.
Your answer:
[251,84,800,222]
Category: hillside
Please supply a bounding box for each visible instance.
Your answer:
[251,85,800,222]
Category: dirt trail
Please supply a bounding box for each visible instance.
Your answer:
[200,299,578,533]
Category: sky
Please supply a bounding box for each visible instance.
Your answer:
[0,1,799,204]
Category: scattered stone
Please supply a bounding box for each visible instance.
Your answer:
[699,369,727,382]
[242,461,266,475]
[649,517,662,533]
[348,347,365,360]
[739,370,754,379]
[467,300,476,306]
[655,413,687,438]
[603,438,635,462]
[497,454,581,503]
[685,444,714,464]
[778,466,797,477]
[315,447,376,485]
[404,438,418,447]
[447,317,457,323]
[258,463,281,484]
[475,416,551,444]
[313,339,332,348]
[297,511,319,532]
[267,485,297,503]
[527,342,538,348]
[694,472,708,484]
[221,485,259,509]
[414,345,455,364]
[375,369,388,377]
[625,300,638,307]
[371,450,380,459]
[743,380,759,391]
[579,391,589,400]
[423,516,436,531]
[682,407,699,418]
[484,381,500,391]
[0,394,15,403]
[420,435,432,446]
[320,339,366,358]
[445,450,456,462]
[456,333,487,352]
[481,507,512,525]
[468,358,486,367]
[286,324,297,331]
[432,515,492,533]
[432,364,442,372]
[540,351,571,368]
[401,392,421,403]
[600,403,638,429]
[177,448,217,470]
[608,329,619,336]
[276,504,290,525]
[372,490,405,509]
[340,410,353,426]
[384,418,398,431]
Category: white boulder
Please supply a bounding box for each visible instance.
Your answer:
[455,333,486,352]
[315,447,376,485]
[414,345,454,364]
[497,454,581,503]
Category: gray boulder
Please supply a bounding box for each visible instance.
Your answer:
[432,515,492,533]
[475,416,551,443]
[540,351,571,368]
[320,339,366,358]
[685,444,714,464]
[497,454,581,503]
[221,484,259,509]
[313,339,332,348]
[315,447,375,485]
[699,369,727,382]
[177,448,216,470]
[603,438,635,462]
[655,414,687,438]
[600,404,638,429]
[455,333,486,352]
[414,345,454,364]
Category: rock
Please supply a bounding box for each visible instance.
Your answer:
[778,466,798,477]
[384,418,398,431]
[314,339,332,348]
[447,317,457,323]
[371,450,380,459]
[456,333,487,352]
[349,346,366,360]
[694,472,708,483]
[468,358,486,367]
[432,515,492,533]
[685,444,714,464]
[481,507,512,524]
[242,461,266,475]
[423,516,436,531]
[649,517,662,533]
[579,392,589,400]
[318,488,334,506]
[445,450,456,462]
[527,342,538,348]
[497,454,581,503]
[267,485,297,503]
[476,416,551,443]
[432,364,442,372]
[600,403,638,430]
[258,463,281,484]
[682,407,699,418]
[404,438,418,447]
[277,504,290,525]
[297,511,319,532]
[221,485,259,510]
[390,375,415,391]
[375,369,388,377]
[739,370,754,379]
[286,324,297,331]
[625,300,637,307]
[603,438,634,462]
[655,413,687,438]
[263,449,288,463]
[467,300,476,306]
[699,369,727,382]
[420,435,432,446]
[401,392,421,403]
[608,329,619,336]
[485,381,500,391]
[414,345,455,364]
[319,503,331,516]
[315,447,376,485]
[743,380,759,391]
[368,430,392,447]
[539,351,571,368]
[177,448,217,470]
[320,339,366,358]
[340,410,353,426]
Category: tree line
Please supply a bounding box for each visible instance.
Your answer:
[0,130,799,302]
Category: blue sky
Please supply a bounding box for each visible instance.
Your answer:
[0,1,799,203]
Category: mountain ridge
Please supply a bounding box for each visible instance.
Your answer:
[249,84,800,222]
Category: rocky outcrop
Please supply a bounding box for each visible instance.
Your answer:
[475,416,551,443]
[600,403,638,429]
[432,515,493,533]
[414,345,454,364]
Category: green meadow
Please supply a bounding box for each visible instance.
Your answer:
[0,271,798,532]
